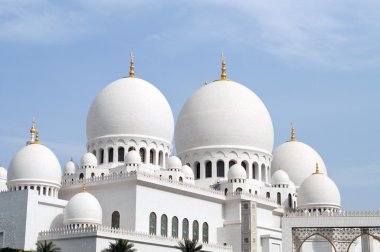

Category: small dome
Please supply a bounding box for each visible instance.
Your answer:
[80,153,97,168]
[86,77,174,144]
[298,170,340,210]
[7,144,61,187]
[125,150,141,164]
[0,166,7,180]
[181,165,194,179]
[175,80,274,155]
[64,160,78,175]
[272,140,327,187]
[228,164,247,180]
[271,169,290,185]
[168,156,182,170]
[64,190,102,226]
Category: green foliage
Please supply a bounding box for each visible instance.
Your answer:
[175,239,203,252]
[102,239,136,252]
[36,240,61,252]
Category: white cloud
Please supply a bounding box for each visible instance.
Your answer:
[1,0,379,67]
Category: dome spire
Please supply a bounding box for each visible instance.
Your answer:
[313,162,321,175]
[290,123,296,141]
[221,52,227,80]
[129,52,135,77]
[82,183,86,192]
[27,118,40,145]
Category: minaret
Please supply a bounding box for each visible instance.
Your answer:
[221,52,227,80]
[313,162,322,175]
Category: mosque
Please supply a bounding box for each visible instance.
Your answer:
[0,55,380,252]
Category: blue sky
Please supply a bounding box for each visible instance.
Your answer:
[0,0,379,210]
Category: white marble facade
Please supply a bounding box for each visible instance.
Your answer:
[0,57,379,252]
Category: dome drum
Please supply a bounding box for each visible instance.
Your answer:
[87,136,170,168]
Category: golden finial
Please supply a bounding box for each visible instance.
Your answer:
[82,183,86,192]
[290,123,296,141]
[129,52,135,77]
[221,52,227,80]
[30,117,36,134]
[313,162,321,175]
[34,131,40,144]
[27,118,38,145]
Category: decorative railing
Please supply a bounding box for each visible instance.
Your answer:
[62,170,223,197]
[285,210,380,218]
[61,170,279,204]
[38,225,232,250]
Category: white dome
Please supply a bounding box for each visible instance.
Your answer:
[86,77,174,143]
[272,141,327,187]
[125,150,141,164]
[298,171,341,210]
[181,165,194,179]
[80,153,97,167]
[271,169,290,185]
[7,144,61,187]
[64,160,78,175]
[175,80,274,154]
[64,191,102,226]
[0,166,7,180]
[228,164,247,180]
[168,156,182,169]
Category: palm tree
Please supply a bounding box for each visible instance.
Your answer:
[175,239,202,252]
[102,239,136,252]
[36,240,61,252]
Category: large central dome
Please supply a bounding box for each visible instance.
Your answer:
[175,79,274,154]
[87,77,174,144]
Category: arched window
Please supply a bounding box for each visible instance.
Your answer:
[149,212,157,235]
[139,148,146,163]
[202,222,209,243]
[91,172,95,178]
[79,173,84,180]
[169,175,172,180]
[236,187,243,193]
[128,146,135,152]
[242,161,248,170]
[118,147,125,162]
[149,149,155,164]
[252,162,258,179]
[108,148,114,163]
[224,188,228,195]
[193,220,199,241]
[205,161,212,178]
[172,216,178,238]
[179,177,183,182]
[99,148,104,164]
[261,164,266,182]
[277,192,281,205]
[267,166,270,182]
[182,218,189,239]
[158,151,163,166]
[92,150,96,157]
[217,160,225,177]
[195,162,200,179]
[288,194,293,208]
[229,160,237,168]
[266,192,270,199]
[111,211,120,229]
[161,214,168,236]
